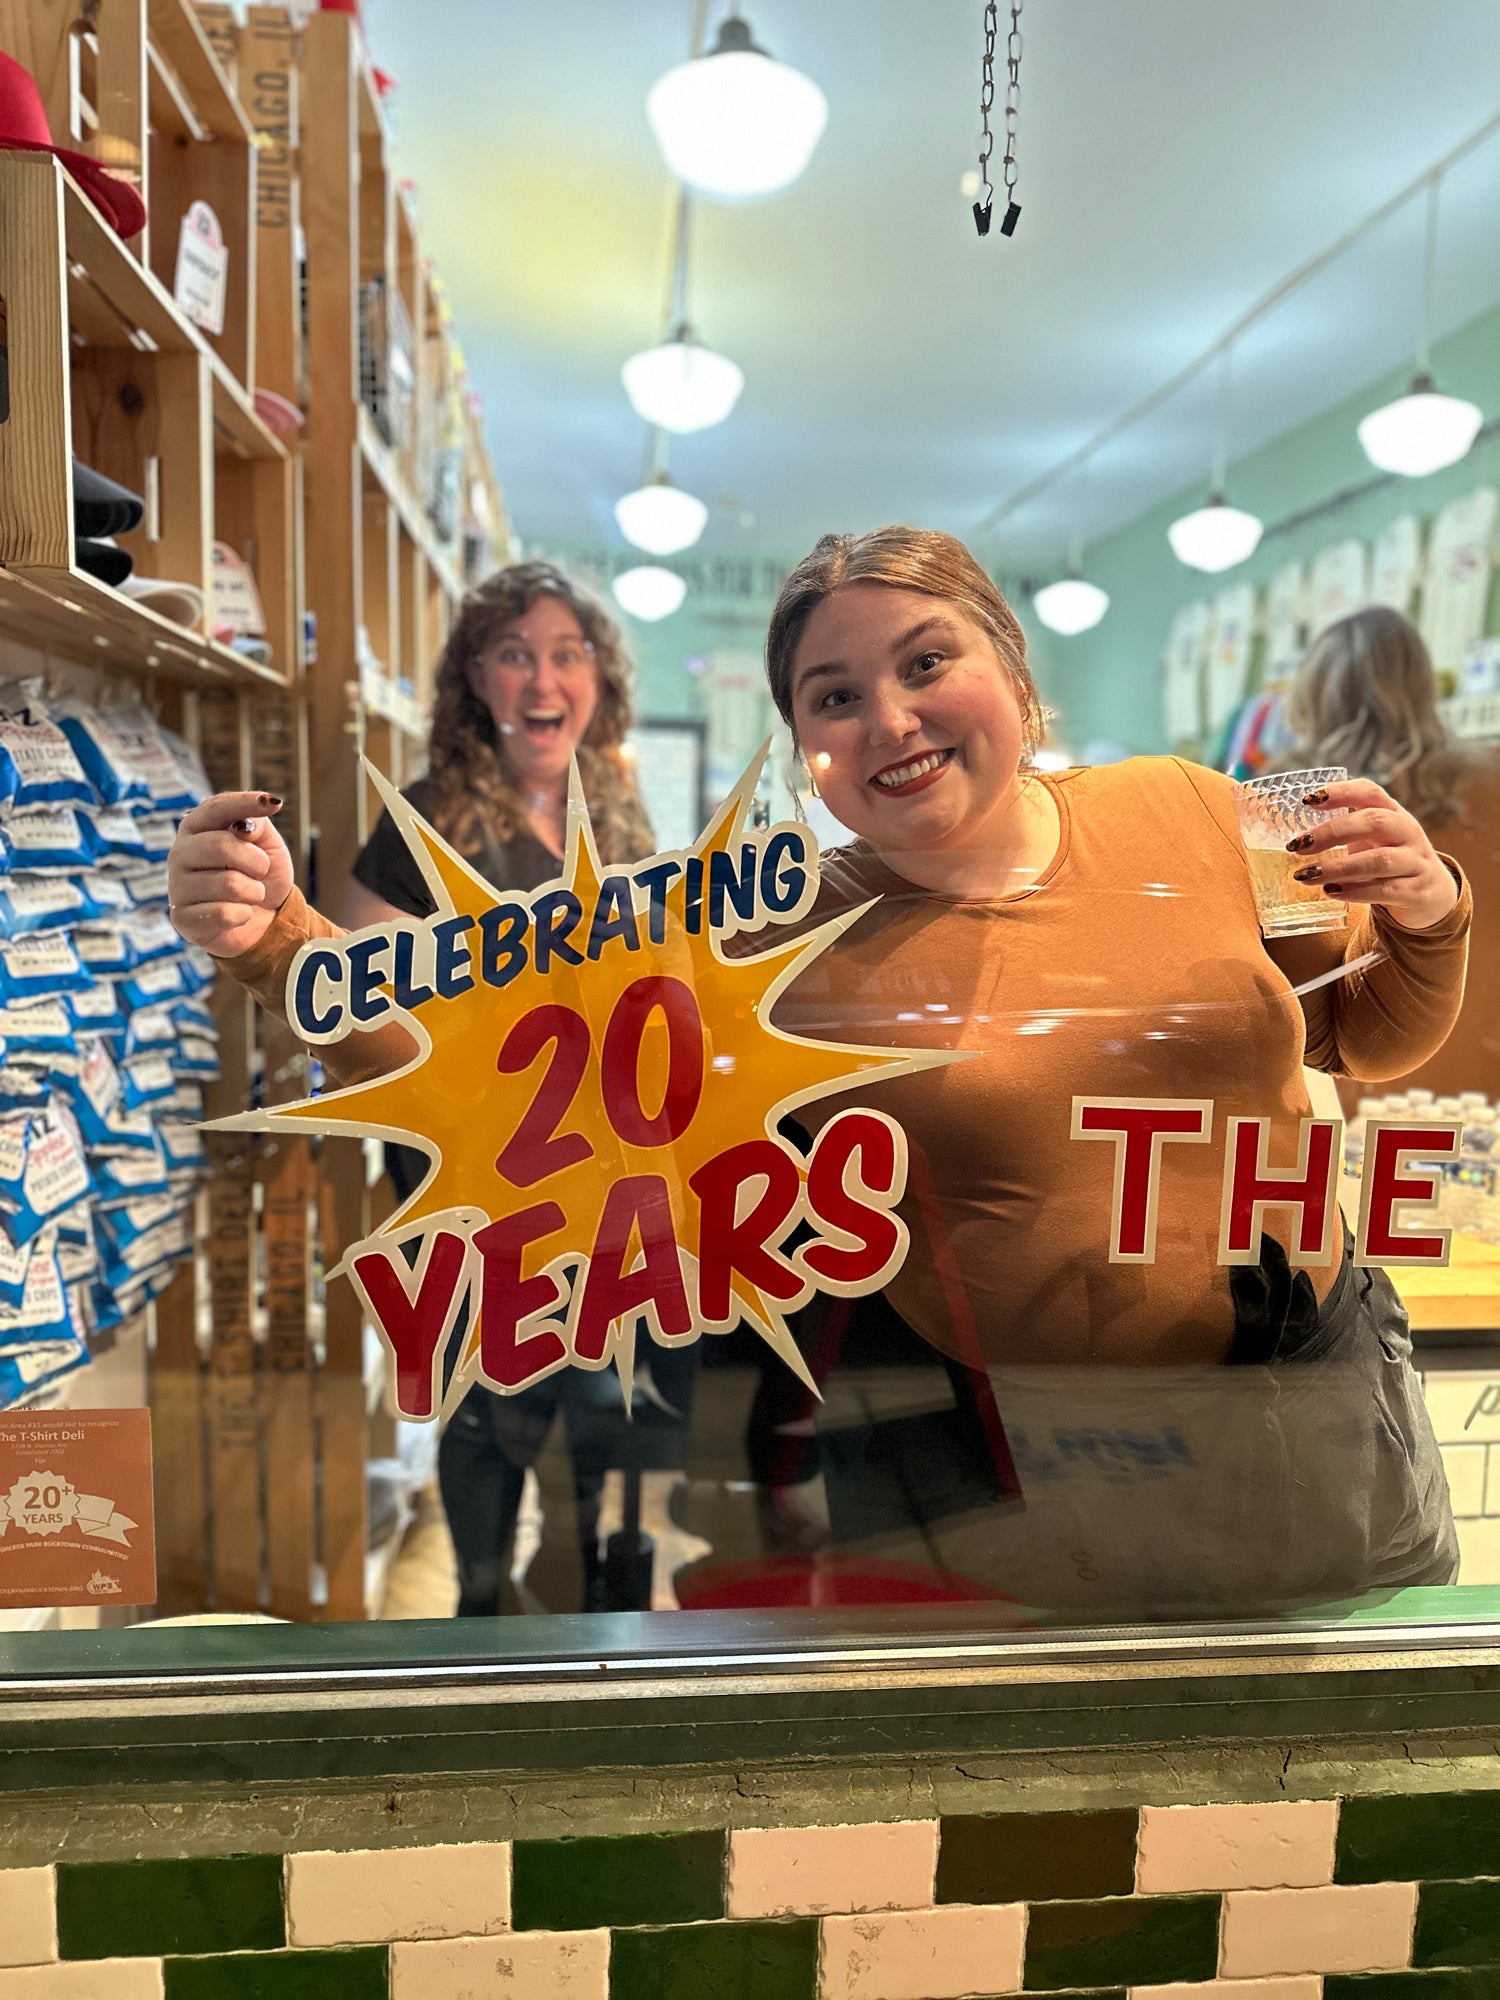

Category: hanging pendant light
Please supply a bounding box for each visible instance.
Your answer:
[615,473,709,555]
[1167,499,1264,574]
[613,566,687,621]
[623,328,744,433]
[1358,377,1483,477]
[1033,577,1110,635]
[647,12,828,201]
[1033,464,1110,633]
[1168,348,1263,574]
[1358,177,1483,479]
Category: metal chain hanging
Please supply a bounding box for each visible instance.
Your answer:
[975,0,1023,238]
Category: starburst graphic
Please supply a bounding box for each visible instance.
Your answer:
[207,750,961,1415]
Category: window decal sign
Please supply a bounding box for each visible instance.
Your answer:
[208,752,960,1418]
[0,1409,156,1607]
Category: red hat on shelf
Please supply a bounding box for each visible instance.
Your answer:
[0,52,146,239]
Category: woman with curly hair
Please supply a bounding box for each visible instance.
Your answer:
[343,559,654,928]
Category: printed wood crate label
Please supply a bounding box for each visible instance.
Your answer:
[174,201,229,334]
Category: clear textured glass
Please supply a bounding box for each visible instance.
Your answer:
[1232,765,1349,938]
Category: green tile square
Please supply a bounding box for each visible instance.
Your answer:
[513,1831,724,1930]
[609,1919,817,2000]
[937,1810,1137,1903]
[1327,1974,1500,1998]
[164,1947,388,2000]
[1338,1794,1500,1883]
[56,1854,284,1959]
[1023,1896,1218,1991]
[1415,1879,1500,1968]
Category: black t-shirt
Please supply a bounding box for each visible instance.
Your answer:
[351,776,562,918]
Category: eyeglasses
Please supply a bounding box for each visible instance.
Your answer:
[488,642,597,675]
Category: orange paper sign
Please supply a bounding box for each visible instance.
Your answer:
[0,1409,156,1608]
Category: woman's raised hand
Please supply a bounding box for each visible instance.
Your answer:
[1286,777,1461,932]
[168,792,294,959]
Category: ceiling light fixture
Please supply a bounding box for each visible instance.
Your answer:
[623,330,744,433]
[1033,459,1110,634]
[613,565,688,621]
[1033,578,1109,635]
[647,9,828,202]
[1168,348,1263,573]
[1358,178,1483,478]
[615,472,709,555]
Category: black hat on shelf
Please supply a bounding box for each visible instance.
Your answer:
[73,461,145,538]
[75,539,134,588]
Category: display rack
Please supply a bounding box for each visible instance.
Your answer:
[0,0,505,1624]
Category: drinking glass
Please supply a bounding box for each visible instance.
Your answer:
[1232,766,1349,939]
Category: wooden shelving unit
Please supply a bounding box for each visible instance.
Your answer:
[0,0,505,1624]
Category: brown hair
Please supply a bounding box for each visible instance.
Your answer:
[1286,606,1472,831]
[426,560,654,864]
[765,527,1045,759]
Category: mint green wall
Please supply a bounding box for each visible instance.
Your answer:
[1022,302,1500,755]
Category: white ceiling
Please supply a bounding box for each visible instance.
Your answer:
[362,0,1500,567]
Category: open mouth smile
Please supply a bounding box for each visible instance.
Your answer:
[869,748,954,796]
[520,709,567,742]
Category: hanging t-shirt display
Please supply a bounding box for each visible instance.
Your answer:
[1421,487,1499,672]
[1308,538,1369,638]
[1162,600,1211,745]
[1262,560,1307,678]
[1370,513,1423,613]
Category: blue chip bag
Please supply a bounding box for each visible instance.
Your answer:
[0,1336,88,1407]
[50,699,151,807]
[116,959,187,1010]
[123,861,170,908]
[0,1064,50,1114]
[0,707,97,809]
[129,909,181,964]
[170,1034,220,1081]
[0,929,95,1001]
[129,812,179,861]
[0,1224,51,1308]
[104,703,204,813]
[87,805,149,865]
[0,1228,73,1346]
[1,805,99,872]
[65,982,127,1043]
[0,874,103,939]
[74,926,136,978]
[93,1139,170,1207]
[0,1104,93,1246]
[170,998,217,1039]
[179,946,217,996]
[0,999,76,1055]
[56,1039,153,1155]
[155,1077,204,1124]
[119,1052,175,1110]
[56,1211,100,1284]
[124,1005,175,1055]
[158,1121,207,1177]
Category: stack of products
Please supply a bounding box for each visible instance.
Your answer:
[0,683,218,1412]
[1344,1091,1500,1245]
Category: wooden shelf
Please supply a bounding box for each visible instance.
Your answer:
[0,562,281,685]
[358,405,463,604]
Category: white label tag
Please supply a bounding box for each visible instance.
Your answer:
[173,200,228,335]
[210,542,266,637]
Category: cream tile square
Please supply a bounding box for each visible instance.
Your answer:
[391,1930,608,1999]
[1457,1515,1500,1585]
[1136,1801,1338,1893]
[1420,1372,1500,1444]
[1221,1881,1417,1977]
[819,1903,1026,1999]
[729,1821,938,1917]
[286,1842,510,1945]
[1133,1982,1321,2000]
[1441,1442,1487,1517]
[0,1870,55,1968]
[0,1963,162,1999]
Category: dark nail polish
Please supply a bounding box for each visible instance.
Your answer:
[258,792,284,810]
[1303,788,1329,806]
[229,818,256,836]
[1286,833,1313,853]
[1293,865,1322,883]
[1322,883,1344,896]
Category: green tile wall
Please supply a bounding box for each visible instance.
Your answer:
[1326,1974,1500,1998]
[937,1809,1138,1903]
[1413,1879,1500,1969]
[1022,1894,1219,1990]
[1339,1795,1500,1885]
[511,1830,725,1931]
[55,1854,285,1959]
[163,1948,389,2000]
[609,1918,818,2000]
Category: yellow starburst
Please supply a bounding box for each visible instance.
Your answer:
[207,749,961,1412]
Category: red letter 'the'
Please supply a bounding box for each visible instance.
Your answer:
[1356,1120,1461,1267]
[1070,1097,1213,1262]
[1218,1117,1341,1267]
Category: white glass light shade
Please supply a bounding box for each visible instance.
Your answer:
[612,565,687,621]
[1167,501,1264,574]
[622,338,745,433]
[1032,578,1110,635]
[647,26,828,201]
[1357,385,1483,477]
[614,481,708,556]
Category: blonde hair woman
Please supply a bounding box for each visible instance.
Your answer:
[1288,605,1500,1100]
